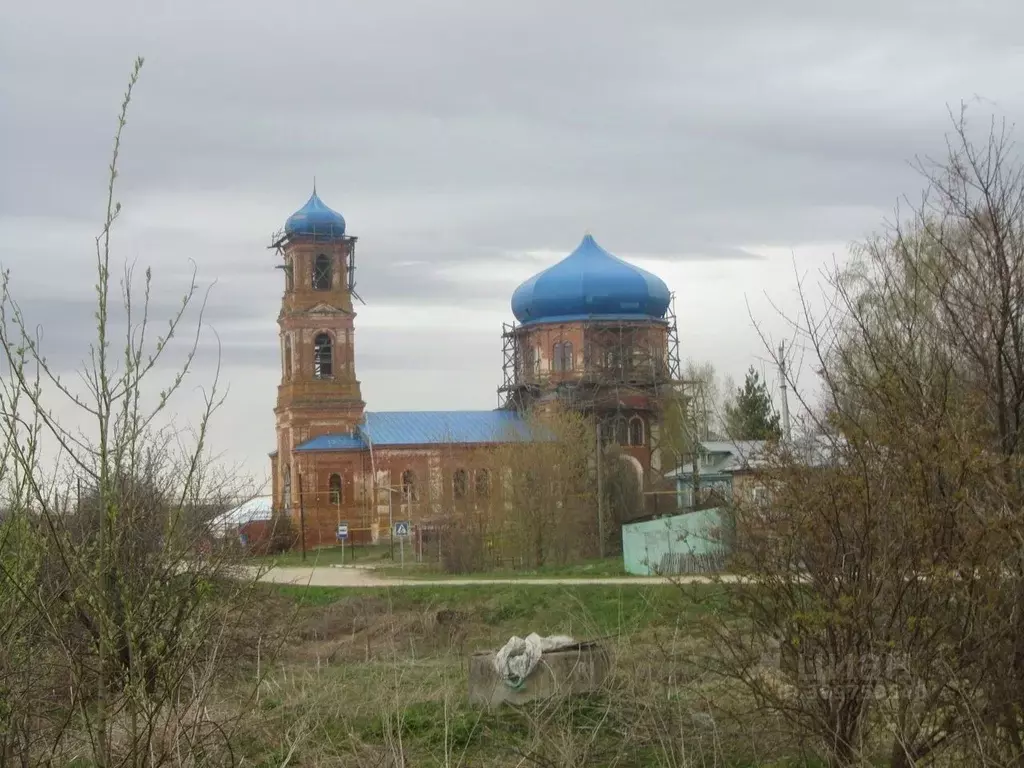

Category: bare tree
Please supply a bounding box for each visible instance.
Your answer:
[446,406,599,572]
[700,106,1024,767]
[0,59,270,767]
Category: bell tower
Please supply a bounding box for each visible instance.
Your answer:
[272,189,365,513]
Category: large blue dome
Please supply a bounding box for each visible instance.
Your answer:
[284,190,347,238]
[510,234,671,325]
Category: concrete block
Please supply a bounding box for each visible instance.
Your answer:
[468,641,611,709]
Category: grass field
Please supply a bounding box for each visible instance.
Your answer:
[230,581,829,767]
[266,581,719,633]
[253,546,637,581]
[373,554,634,581]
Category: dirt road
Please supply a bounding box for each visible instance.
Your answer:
[255,565,732,588]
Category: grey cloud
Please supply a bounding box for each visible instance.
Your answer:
[3,0,1024,475]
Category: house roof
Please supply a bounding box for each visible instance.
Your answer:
[295,409,537,452]
[666,434,841,479]
[666,440,767,479]
[211,495,273,533]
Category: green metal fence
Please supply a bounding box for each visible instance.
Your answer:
[621,508,728,576]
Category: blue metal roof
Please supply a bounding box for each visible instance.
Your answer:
[284,189,347,238]
[295,433,367,452]
[510,234,671,326]
[363,410,532,445]
[294,410,538,452]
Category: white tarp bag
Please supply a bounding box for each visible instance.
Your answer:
[493,633,575,689]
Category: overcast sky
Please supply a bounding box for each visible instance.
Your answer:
[2,0,1023,488]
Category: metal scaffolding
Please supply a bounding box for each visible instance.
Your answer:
[268,229,363,303]
[499,296,681,407]
[496,295,692,482]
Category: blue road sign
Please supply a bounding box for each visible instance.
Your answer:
[394,521,410,538]
[336,523,349,540]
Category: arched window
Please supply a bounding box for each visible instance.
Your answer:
[452,468,468,499]
[629,416,645,446]
[614,416,629,445]
[552,342,574,372]
[475,468,491,498]
[329,473,342,505]
[283,335,292,380]
[282,465,292,509]
[516,339,529,379]
[313,333,333,378]
[285,258,294,291]
[312,254,332,291]
[605,348,623,372]
[533,345,542,375]
[402,469,419,502]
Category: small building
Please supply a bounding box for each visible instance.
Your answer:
[666,435,842,511]
[666,440,768,510]
[210,496,276,551]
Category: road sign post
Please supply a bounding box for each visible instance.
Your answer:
[394,521,410,570]
[337,523,349,565]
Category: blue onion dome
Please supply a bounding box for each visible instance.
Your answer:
[510,234,671,325]
[284,190,346,238]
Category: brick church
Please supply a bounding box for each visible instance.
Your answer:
[268,189,680,545]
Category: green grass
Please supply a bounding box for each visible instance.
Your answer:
[264,581,729,635]
[373,554,632,581]
[251,542,393,568]
[242,580,830,767]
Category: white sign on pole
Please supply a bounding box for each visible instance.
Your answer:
[336,523,349,540]
[394,521,410,538]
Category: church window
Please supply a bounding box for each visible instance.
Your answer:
[452,468,468,499]
[475,468,491,498]
[313,333,333,378]
[283,335,292,380]
[605,347,623,372]
[313,254,332,291]
[282,465,292,509]
[285,258,294,291]
[402,469,419,502]
[329,473,342,505]
[516,339,528,380]
[553,341,574,372]
[614,416,629,445]
[629,416,645,446]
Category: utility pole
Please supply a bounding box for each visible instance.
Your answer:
[688,378,703,509]
[778,341,791,442]
[388,487,394,560]
[596,419,605,558]
[298,472,307,562]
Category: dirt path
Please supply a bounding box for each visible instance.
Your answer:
[255,565,735,588]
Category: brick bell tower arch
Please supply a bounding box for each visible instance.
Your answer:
[271,188,365,515]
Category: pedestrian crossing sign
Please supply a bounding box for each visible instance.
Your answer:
[394,521,410,537]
